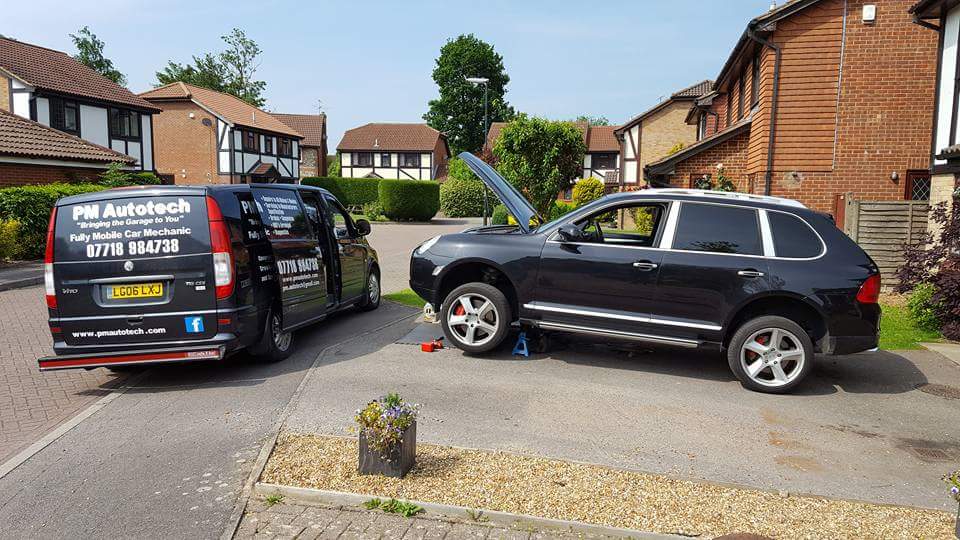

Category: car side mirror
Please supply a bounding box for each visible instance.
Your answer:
[557,224,583,243]
[334,227,350,239]
[355,219,371,236]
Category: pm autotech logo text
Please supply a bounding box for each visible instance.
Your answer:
[72,199,191,221]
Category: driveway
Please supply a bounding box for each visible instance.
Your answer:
[285,329,960,512]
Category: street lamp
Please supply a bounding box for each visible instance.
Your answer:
[466,76,490,225]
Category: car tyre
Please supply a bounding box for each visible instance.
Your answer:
[727,315,813,394]
[250,308,294,363]
[356,269,381,312]
[441,282,511,354]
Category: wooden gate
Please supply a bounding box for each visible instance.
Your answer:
[843,199,929,283]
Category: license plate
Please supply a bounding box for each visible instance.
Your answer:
[108,282,164,299]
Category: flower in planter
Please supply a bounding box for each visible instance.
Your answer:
[355,393,419,458]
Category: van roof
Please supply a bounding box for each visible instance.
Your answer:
[55,183,332,206]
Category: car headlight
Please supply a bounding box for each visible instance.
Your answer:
[416,235,441,256]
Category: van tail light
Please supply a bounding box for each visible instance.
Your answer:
[207,196,234,300]
[44,207,57,309]
[856,274,881,304]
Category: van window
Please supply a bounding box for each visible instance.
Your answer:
[298,191,325,238]
[768,212,823,258]
[55,195,210,261]
[673,203,762,255]
[323,196,354,236]
[251,188,310,240]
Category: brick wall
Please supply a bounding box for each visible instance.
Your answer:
[639,102,699,173]
[0,75,9,112]
[0,162,106,187]
[670,130,751,190]
[150,100,223,185]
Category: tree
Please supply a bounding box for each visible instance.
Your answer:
[574,115,610,126]
[492,116,586,218]
[327,155,341,177]
[156,28,266,107]
[70,27,126,85]
[423,34,514,155]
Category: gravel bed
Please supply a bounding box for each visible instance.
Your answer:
[261,434,954,539]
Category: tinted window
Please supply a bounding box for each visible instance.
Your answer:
[298,191,324,237]
[251,188,310,240]
[769,212,822,258]
[673,203,762,255]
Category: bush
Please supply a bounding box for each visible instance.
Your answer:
[572,178,604,207]
[378,180,439,221]
[492,204,509,225]
[327,156,341,177]
[440,177,487,217]
[97,162,161,188]
[362,200,387,222]
[908,283,942,333]
[549,201,577,221]
[0,220,22,261]
[0,183,106,258]
[302,177,380,207]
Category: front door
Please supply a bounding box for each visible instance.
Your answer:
[323,195,367,302]
[533,202,669,335]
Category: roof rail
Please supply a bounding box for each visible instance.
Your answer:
[646,188,807,209]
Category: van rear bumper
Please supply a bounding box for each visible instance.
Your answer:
[39,344,226,371]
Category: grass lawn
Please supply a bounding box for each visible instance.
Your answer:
[879,303,940,350]
[383,288,426,309]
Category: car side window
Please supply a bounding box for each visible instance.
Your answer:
[673,203,762,255]
[298,191,324,239]
[576,203,665,247]
[768,211,823,258]
[323,196,355,238]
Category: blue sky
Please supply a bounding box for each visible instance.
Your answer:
[5,0,772,150]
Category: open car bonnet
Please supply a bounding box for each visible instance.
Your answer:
[459,152,541,233]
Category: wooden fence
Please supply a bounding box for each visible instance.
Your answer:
[843,199,929,283]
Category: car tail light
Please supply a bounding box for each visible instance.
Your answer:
[207,196,234,300]
[856,274,881,304]
[44,207,57,309]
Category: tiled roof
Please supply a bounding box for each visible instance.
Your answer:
[485,121,617,152]
[273,113,326,147]
[617,81,714,133]
[0,109,135,164]
[0,37,160,112]
[338,123,445,152]
[140,83,302,138]
[672,80,714,98]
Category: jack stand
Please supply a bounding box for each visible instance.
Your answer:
[512,332,530,357]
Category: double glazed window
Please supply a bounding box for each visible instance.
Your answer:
[401,153,421,168]
[50,98,80,135]
[242,131,259,152]
[592,153,618,170]
[109,108,141,139]
[673,203,762,255]
[354,152,373,167]
[380,153,391,167]
[264,136,274,155]
[751,55,761,108]
[278,138,293,157]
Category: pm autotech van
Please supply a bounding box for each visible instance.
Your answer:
[38,184,381,371]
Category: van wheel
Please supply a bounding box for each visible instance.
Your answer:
[356,270,381,312]
[727,315,813,394]
[441,282,511,354]
[250,309,294,363]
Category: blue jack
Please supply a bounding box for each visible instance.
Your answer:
[512,332,530,357]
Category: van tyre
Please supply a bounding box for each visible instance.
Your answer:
[727,315,813,394]
[356,269,381,312]
[441,282,511,354]
[250,308,294,363]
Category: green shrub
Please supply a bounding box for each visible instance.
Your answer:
[362,200,387,222]
[97,162,161,188]
[549,200,577,221]
[0,220,22,261]
[327,156,341,177]
[440,177,487,217]
[378,180,439,221]
[572,178,604,207]
[908,282,942,333]
[0,183,106,258]
[301,177,380,207]
[492,204,509,225]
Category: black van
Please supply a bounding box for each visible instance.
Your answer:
[39,184,380,371]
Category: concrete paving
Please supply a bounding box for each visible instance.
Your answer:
[286,329,960,512]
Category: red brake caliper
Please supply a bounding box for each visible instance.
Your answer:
[454,305,466,316]
[749,335,768,360]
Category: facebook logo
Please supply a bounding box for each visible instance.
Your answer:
[184,316,205,333]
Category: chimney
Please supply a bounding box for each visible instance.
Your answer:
[374,138,380,148]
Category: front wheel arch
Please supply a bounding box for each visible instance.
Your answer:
[435,260,519,322]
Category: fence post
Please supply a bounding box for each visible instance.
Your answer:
[846,198,860,241]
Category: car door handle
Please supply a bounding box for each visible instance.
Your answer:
[738,269,765,277]
[632,261,659,271]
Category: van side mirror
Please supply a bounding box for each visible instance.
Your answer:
[354,219,372,236]
[557,224,583,243]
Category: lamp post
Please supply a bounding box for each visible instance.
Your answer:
[466,76,490,225]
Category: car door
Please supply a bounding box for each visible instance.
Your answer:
[652,201,771,342]
[322,194,367,302]
[250,187,327,329]
[297,190,334,309]
[533,201,669,335]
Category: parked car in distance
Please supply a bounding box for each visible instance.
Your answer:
[409,153,881,394]
[39,183,380,371]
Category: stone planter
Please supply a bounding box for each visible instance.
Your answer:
[358,421,416,478]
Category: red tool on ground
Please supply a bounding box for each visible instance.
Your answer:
[420,338,444,352]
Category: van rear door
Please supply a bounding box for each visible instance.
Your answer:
[52,190,219,346]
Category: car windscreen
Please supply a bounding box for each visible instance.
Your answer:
[54,195,211,262]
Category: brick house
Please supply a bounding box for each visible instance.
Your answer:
[613,80,713,191]
[337,123,450,180]
[274,113,327,178]
[645,0,938,214]
[0,109,136,186]
[0,36,159,174]
[140,82,304,184]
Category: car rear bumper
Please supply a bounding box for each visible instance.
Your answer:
[826,334,879,355]
[38,344,226,371]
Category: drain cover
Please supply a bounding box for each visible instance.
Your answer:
[909,447,955,462]
[916,383,960,400]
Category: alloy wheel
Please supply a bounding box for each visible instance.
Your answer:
[368,273,380,304]
[446,293,499,347]
[272,314,292,351]
[739,327,805,388]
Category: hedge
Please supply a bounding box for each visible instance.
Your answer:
[378,179,439,221]
[0,183,106,259]
[440,176,487,217]
[302,177,380,207]
[492,204,509,225]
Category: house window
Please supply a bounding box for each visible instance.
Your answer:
[592,153,617,170]
[278,138,293,157]
[109,108,141,139]
[726,92,733,127]
[50,98,80,135]
[354,152,373,167]
[380,153,391,167]
[697,113,708,140]
[401,153,421,168]
[751,55,760,107]
[264,137,274,155]
[242,131,259,152]
[738,76,745,119]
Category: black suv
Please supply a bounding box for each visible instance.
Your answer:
[410,153,881,393]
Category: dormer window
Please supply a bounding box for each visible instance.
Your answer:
[109,108,141,139]
[50,98,80,135]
